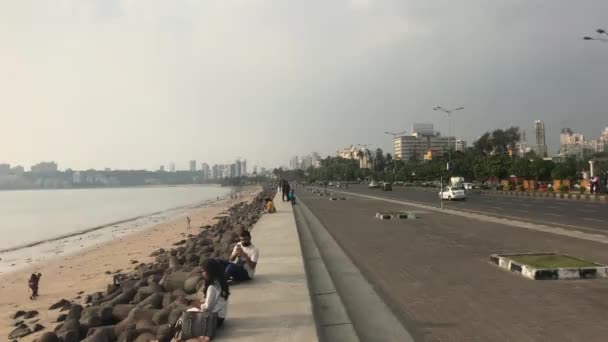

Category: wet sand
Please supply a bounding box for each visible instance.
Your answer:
[0,189,260,341]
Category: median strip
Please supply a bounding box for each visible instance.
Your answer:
[490,253,608,280]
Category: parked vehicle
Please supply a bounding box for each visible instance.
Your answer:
[368,180,380,189]
[382,182,392,191]
[393,181,405,186]
[439,186,466,200]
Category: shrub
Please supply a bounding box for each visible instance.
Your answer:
[559,185,569,193]
[579,186,586,194]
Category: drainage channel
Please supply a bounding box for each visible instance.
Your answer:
[293,199,415,342]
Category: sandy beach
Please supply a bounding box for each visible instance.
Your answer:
[0,188,260,341]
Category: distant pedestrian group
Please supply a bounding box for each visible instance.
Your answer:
[280,179,296,204]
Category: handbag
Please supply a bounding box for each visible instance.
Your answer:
[178,310,218,340]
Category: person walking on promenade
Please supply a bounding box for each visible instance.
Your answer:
[28,273,41,300]
[186,216,192,231]
[282,181,291,202]
[216,230,259,282]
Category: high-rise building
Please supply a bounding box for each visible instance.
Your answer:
[235,160,241,177]
[455,140,467,152]
[211,164,220,179]
[159,165,165,172]
[0,163,10,176]
[533,120,547,157]
[170,163,176,173]
[394,124,455,161]
[241,160,247,176]
[189,160,196,172]
[290,156,299,170]
[201,163,210,180]
[31,161,58,174]
[229,163,236,178]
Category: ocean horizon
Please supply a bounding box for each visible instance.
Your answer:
[0,185,231,252]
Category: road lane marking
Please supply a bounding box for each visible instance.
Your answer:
[515,209,530,213]
[577,209,597,213]
[583,218,604,222]
[545,213,563,217]
[315,188,608,244]
[547,206,559,209]
[488,206,502,210]
[521,204,533,207]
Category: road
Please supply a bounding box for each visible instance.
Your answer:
[341,184,608,233]
[298,187,608,342]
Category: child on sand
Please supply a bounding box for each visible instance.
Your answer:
[28,273,41,300]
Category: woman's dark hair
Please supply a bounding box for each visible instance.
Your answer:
[202,259,230,300]
[264,197,272,202]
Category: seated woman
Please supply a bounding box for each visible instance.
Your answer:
[263,197,276,213]
[178,259,230,341]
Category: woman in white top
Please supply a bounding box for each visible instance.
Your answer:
[179,259,230,341]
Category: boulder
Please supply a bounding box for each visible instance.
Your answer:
[83,325,116,342]
[111,304,135,322]
[134,332,156,342]
[66,305,83,320]
[79,314,102,336]
[38,331,61,342]
[23,310,39,319]
[127,307,160,323]
[117,327,137,342]
[33,323,45,332]
[168,308,182,327]
[161,272,189,292]
[12,310,26,319]
[183,275,202,294]
[56,318,80,337]
[103,288,136,307]
[58,329,80,342]
[135,292,163,309]
[156,323,173,342]
[135,318,157,334]
[168,256,181,269]
[8,324,31,339]
[151,303,182,325]
[56,313,67,322]
[49,299,72,311]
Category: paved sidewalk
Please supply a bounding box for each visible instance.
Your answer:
[216,194,318,342]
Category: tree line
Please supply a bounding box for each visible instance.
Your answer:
[274,126,608,184]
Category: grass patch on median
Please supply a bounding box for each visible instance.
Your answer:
[508,253,599,269]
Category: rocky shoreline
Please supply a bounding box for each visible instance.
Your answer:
[7,185,275,342]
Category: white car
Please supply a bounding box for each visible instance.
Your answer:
[462,183,474,190]
[368,180,380,189]
[439,186,466,200]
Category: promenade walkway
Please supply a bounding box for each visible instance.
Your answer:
[216,194,318,341]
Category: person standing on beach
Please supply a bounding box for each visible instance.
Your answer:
[28,273,41,299]
[186,216,192,230]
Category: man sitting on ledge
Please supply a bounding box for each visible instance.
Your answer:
[216,230,259,282]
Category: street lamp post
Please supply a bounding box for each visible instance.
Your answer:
[433,106,464,174]
[583,28,608,42]
[384,131,407,183]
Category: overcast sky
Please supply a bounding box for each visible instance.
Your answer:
[1,0,607,171]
